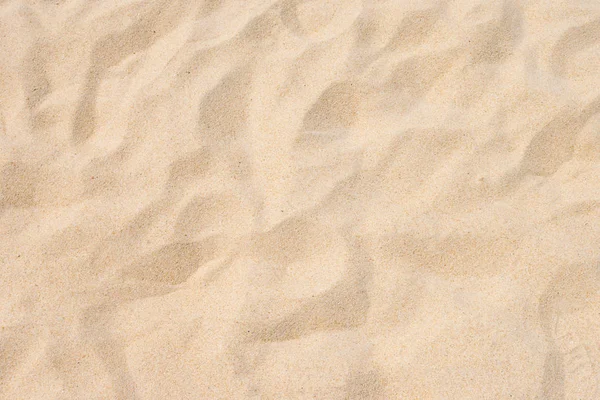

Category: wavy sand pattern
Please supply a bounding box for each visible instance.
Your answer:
[1,0,600,398]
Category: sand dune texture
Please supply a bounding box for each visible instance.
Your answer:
[1,0,600,398]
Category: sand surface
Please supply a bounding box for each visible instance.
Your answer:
[1,0,600,398]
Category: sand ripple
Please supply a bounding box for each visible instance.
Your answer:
[1,0,600,398]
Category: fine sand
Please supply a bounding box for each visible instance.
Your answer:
[1,0,600,399]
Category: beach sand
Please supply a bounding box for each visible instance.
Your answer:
[1,0,600,398]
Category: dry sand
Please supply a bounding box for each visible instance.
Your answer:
[1,0,600,398]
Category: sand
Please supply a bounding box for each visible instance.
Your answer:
[1,0,600,398]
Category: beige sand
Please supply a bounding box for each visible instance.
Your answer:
[1,0,600,398]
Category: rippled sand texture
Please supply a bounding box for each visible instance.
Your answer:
[1,0,600,398]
